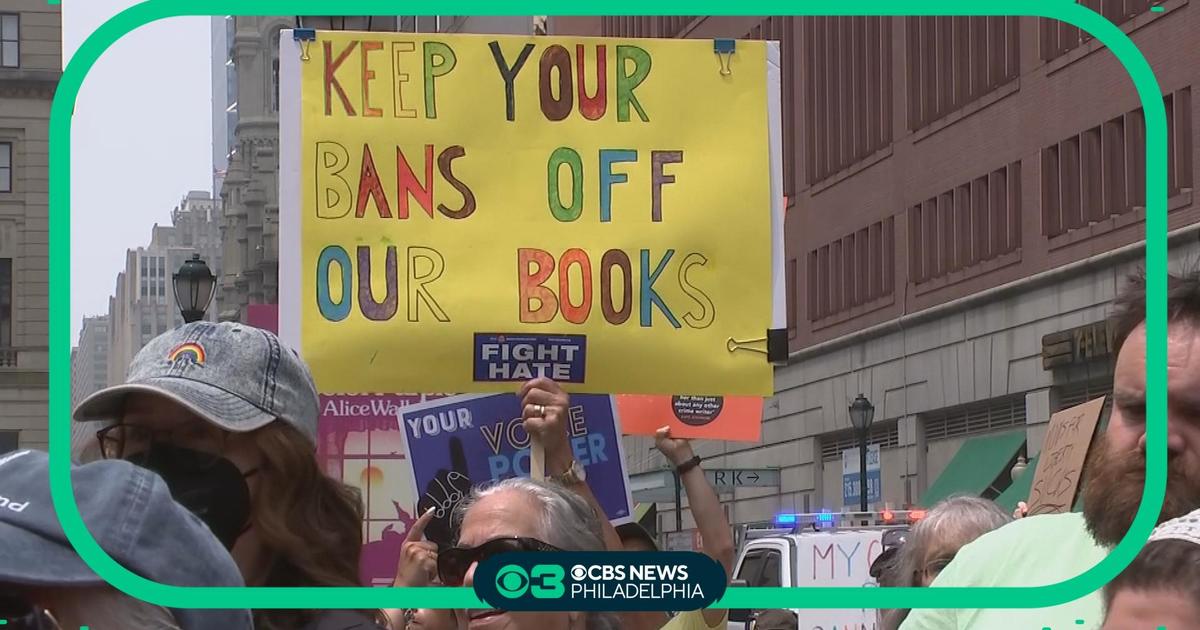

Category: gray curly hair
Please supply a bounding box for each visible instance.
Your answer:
[882,495,1010,630]
[454,477,619,630]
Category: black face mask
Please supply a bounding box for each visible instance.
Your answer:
[126,443,256,550]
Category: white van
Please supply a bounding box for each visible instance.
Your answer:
[726,518,911,630]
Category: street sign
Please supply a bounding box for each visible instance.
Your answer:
[706,468,780,489]
[630,468,781,503]
[842,445,882,508]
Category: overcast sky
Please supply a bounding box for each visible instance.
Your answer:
[65,0,212,342]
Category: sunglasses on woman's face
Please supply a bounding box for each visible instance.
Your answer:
[923,555,956,575]
[0,595,63,630]
[437,537,561,586]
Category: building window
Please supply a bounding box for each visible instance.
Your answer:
[909,161,1022,284]
[1041,0,1155,62]
[786,257,797,335]
[804,17,893,184]
[601,16,697,38]
[820,421,901,461]
[808,217,895,321]
[0,14,17,68]
[906,17,1019,130]
[415,16,440,33]
[0,258,10,347]
[924,395,1027,441]
[746,17,797,196]
[0,430,17,454]
[1058,377,1114,427]
[1042,88,1192,238]
[271,58,280,113]
[0,142,11,192]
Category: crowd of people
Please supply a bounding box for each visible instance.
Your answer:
[891,269,1200,629]
[4,268,1200,629]
[3,320,736,629]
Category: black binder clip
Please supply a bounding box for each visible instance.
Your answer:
[714,39,735,76]
[294,28,316,62]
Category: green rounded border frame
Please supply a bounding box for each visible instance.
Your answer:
[50,0,1167,611]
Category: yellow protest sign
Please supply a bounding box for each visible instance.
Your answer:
[280,31,778,396]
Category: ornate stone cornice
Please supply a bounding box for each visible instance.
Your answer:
[0,69,59,100]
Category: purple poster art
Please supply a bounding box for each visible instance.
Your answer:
[315,393,447,587]
[399,393,633,548]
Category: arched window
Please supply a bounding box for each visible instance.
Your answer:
[270,28,282,113]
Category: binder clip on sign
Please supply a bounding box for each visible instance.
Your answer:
[714,39,735,75]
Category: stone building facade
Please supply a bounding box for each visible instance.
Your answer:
[0,0,57,453]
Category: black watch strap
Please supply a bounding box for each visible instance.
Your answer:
[676,455,702,475]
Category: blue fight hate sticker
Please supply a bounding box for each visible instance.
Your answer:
[473,551,726,612]
[473,334,587,383]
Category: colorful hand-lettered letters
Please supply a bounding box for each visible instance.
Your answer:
[281,32,778,396]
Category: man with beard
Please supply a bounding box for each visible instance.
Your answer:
[899,270,1200,630]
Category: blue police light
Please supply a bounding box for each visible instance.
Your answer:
[775,513,798,526]
[817,511,834,523]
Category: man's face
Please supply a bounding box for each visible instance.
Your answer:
[1102,589,1200,630]
[458,490,578,630]
[1082,322,1200,546]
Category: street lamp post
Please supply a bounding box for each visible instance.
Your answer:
[173,254,216,324]
[848,394,876,514]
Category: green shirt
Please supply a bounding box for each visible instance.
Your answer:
[899,512,1107,630]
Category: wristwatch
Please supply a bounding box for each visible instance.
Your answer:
[550,459,587,485]
[676,455,702,475]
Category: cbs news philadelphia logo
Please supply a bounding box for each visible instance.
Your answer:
[475,552,727,612]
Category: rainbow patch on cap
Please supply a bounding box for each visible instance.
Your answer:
[167,342,206,365]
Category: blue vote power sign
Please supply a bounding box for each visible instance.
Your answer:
[399,393,633,546]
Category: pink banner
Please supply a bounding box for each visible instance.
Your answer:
[316,393,447,586]
[244,304,279,334]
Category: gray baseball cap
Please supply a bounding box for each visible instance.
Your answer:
[73,321,319,444]
[0,448,252,629]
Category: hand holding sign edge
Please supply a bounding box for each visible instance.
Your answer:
[519,377,573,477]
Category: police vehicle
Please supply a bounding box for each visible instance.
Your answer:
[726,510,919,630]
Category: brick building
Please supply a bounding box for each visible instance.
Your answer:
[552,5,1198,532]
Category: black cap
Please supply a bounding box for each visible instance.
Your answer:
[870,528,910,579]
[869,547,900,579]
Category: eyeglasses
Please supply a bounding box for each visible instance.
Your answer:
[923,555,956,575]
[0,595,63,630]
[96,422,227,465]
[437,537,560,586]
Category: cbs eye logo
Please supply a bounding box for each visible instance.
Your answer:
[495,564,565,599]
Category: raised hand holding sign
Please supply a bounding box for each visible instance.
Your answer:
[519,377,575,479]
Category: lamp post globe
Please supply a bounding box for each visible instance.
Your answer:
[173,254,216,324]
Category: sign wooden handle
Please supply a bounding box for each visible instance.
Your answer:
[530,435,546,481]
